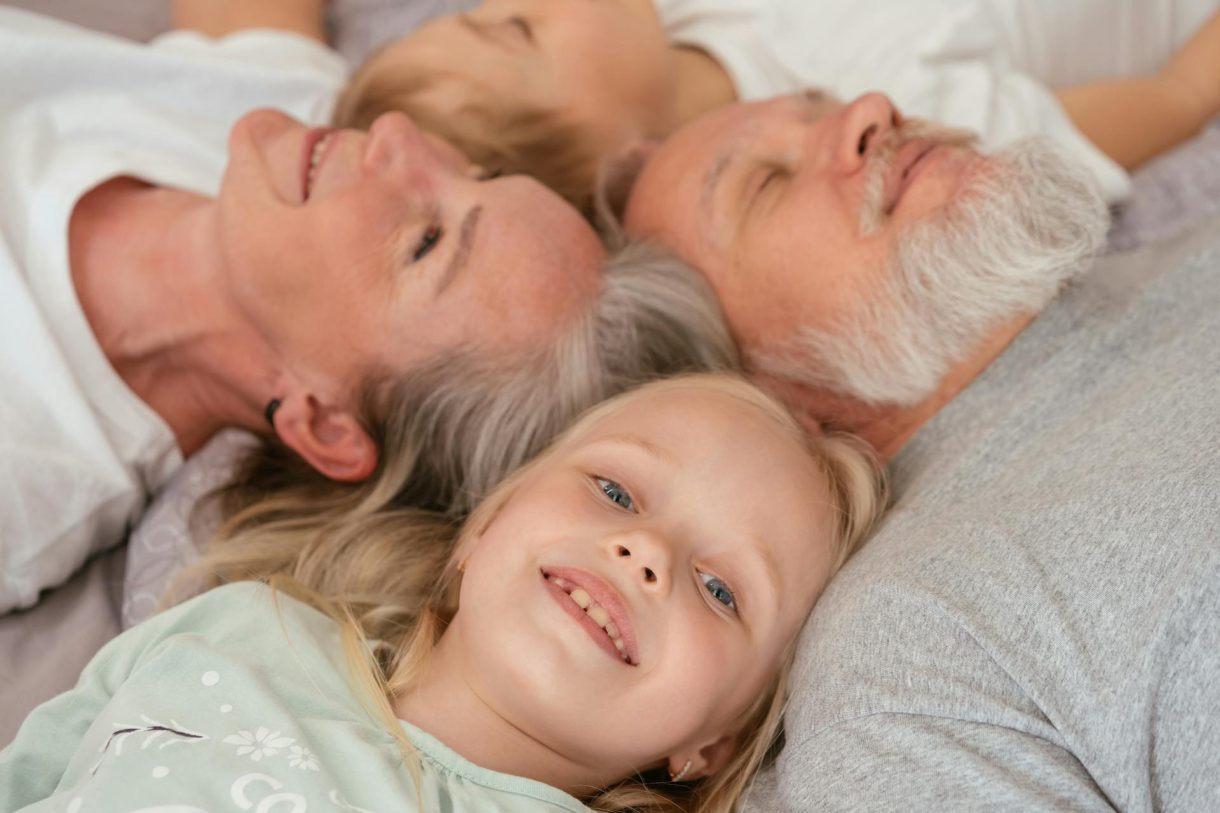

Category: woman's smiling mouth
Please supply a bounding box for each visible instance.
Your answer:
[541,568,639,666]
[300,127,337,201]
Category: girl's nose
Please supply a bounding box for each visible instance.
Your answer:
[605,529,673,595]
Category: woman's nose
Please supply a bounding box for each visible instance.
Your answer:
[606,530,672,594]
[363,110,459,177]
[837,91,902,172]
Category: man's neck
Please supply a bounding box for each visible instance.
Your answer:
[68,178,278,455]
[781,312,1036,461]
[392,632,619,797]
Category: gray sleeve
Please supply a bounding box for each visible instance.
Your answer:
[775,714,1114,813]
[1148,578,1220,813]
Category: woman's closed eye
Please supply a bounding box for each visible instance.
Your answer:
[412,224,443,262]
[699,571,738,613]
[594,476,635,512]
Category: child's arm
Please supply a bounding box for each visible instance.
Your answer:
[0,587,242,808]
[171,0,327,44]
[1055,11,1220,171]
[0,661,121,808]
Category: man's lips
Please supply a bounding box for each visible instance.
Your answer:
[300,126,337,202]
[881,139,939,215]
[541,566,640,666]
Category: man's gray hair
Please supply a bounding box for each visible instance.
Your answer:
[753,137,1110,406]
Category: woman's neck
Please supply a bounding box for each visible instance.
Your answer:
[68,178,277,454]
[666,45,738,134]
[392,632,622,798]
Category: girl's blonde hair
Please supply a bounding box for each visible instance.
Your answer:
[218,374,887,813]
[335,50,602,210]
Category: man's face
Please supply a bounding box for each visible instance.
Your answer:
[217,109,605,403]
[624,92,1107,407]
[623,92,982,355]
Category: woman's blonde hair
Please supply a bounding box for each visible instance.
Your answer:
[230,374,887,813]
[335,48,603,210]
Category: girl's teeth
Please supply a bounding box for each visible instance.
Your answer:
[551,575,631,662]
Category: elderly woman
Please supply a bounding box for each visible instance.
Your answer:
[0,6,736,613]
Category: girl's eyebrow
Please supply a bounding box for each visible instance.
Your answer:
[459,15,498,44]
[434,205,482,297]
[591,433,677,467]
[745,536,782,611]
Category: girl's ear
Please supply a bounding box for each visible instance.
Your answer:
[670,733,736,782]
[272,392,379,483]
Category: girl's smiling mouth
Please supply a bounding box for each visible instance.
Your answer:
[541,567,639,666]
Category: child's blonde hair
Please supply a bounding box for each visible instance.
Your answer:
[229,375,887,812]
[335,50,602,210]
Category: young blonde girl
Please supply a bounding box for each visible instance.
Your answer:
[0,374,885,813]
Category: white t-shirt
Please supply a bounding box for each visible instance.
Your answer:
[0,9,347,613]
[656,0,1220,203]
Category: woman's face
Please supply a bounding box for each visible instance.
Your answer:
[451,382,839,785]
[371,0,675,146]
[215,108,605,404]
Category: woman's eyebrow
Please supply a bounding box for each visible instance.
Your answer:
[435,205,482,297]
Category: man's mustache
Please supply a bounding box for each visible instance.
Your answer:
[859,119,978,235]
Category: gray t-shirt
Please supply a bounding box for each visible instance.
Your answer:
[748,217,1220,812]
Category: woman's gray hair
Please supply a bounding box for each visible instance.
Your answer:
[205,240,738,577]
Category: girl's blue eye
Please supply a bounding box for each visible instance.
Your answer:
[595,477,635,512]
[700,572,737,612]
[413,225,443,262]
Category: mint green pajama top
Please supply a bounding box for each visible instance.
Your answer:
[0,582,592,812]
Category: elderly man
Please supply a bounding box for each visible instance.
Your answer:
[625,91,1220,809]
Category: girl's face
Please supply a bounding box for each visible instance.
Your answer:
[370,0,675,145]
[452,383,839,784]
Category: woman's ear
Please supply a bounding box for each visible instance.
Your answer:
[669,733,736,782]
[271,392,379,482]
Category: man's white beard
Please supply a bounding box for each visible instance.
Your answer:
[754,135,1110,407]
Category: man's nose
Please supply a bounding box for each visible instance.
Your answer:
[604,529,672,595]
[836,92,902,172]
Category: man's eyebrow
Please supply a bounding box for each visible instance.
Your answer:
[435,205,482,298]
[699,145,738,227]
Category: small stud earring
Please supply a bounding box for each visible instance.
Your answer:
[669,759,693,783]
[264,398,282,428]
